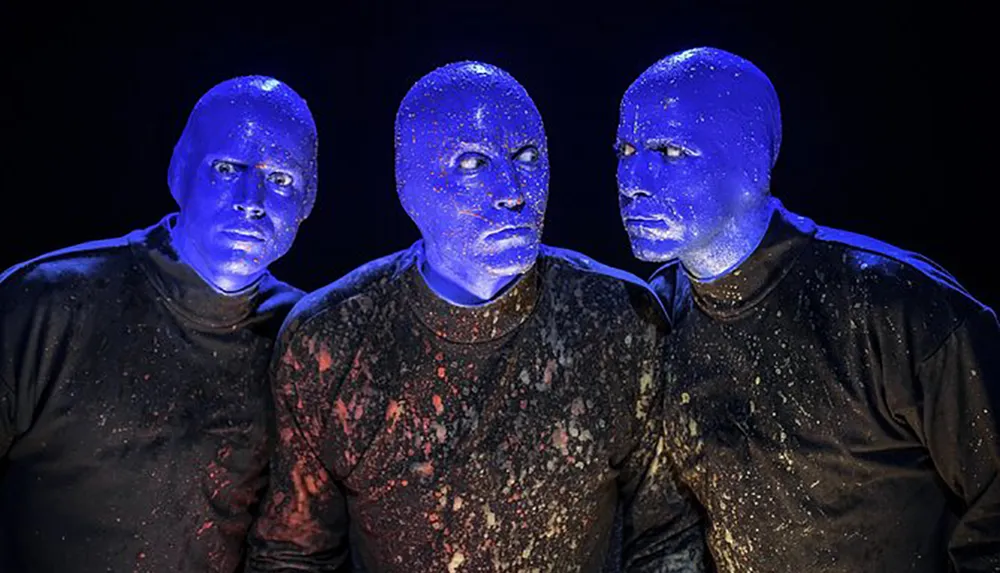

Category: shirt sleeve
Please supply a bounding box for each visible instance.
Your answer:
[0,268,46,463]
[245,310,356,573]
[0,376,13,460]
[913,307,1000,573]
[618,302,708,573]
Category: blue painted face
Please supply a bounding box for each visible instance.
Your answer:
[395,62,549,302]
[616,48,781,267]
[169,76,317,292]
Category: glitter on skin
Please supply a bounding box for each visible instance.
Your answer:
[616,47,779,280]
[620,47,1000,572]
[395,62,549,304]
[246,62,707,573]
[0,76,312,572]
[170,76,318,293]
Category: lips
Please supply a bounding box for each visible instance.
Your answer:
[219,225,268,243]
[624,216,677,240]
[484,225,535,241]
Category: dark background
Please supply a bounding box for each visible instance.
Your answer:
[3,2,992,308]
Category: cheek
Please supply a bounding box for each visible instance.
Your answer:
[265,198,302,231]
[187,177,233,218]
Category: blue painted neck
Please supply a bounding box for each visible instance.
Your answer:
[682,197,777,282]
[170,218,264,294]
[418,243,520,306]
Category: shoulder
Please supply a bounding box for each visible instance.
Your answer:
[647,261,693,327]
[539,245,667,327]
[813,225,984,311]
[255,274,306,322]
[810,224,990,359]
[278,247,416,336]
[0,231,139,303]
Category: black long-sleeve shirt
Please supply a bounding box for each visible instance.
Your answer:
[246,243,706,573]
[0,215,302,572]
[650,204,1000,572]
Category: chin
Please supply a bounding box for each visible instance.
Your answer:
[214,251,269,276]
[483,245,539,277]
[629,237,681,263]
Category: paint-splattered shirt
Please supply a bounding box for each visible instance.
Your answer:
[246,243,706,573]
[650,205,1000,572]
[0,215,302,572]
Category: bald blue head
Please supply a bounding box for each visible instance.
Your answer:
[395,62,549,302]
[168,76,317,292]
[616,47,781,271]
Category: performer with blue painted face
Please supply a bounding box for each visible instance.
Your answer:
[616,47,1000,572]
[0,76,316,572]
[247,61,706,572]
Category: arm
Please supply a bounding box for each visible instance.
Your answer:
[914,308,1000,573]
[245,314,353,572]
[620,415,707,572]
[619,306,707,573]
[1,377,13,461]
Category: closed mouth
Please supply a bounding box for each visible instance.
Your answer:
[484,225,535,241]
[624,217,677,240]
[624,216,669,226]
[220,227,267,242]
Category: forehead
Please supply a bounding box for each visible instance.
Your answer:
[618,77,701,141]
[399,75,545,150]
[187,98,316,169]
[618,69,764,143]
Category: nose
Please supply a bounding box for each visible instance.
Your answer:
[234,202,265,219]
[492,162,526,212]
[494,194,525,212]
[617,153,654,205]
[233,173,266,219]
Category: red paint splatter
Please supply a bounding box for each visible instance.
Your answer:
[543,359,557,387]
[437,366,447,379]
[282,347,302,370]
[432,395,444,415]
[196,520,214,537]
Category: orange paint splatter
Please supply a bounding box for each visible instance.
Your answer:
[437,366,447,379]
[317,348,333,372]
[386,399,402,431]
[552,428,568,450]
[432,395,444,415]
[334,398,351,435]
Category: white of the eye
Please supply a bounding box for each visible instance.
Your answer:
[666,146,683,158]
[517,149,537,162]
[216,162,234,173]
[460,156,481,170]
[624,144,636,156]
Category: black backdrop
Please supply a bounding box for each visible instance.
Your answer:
[4,2,991,308]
